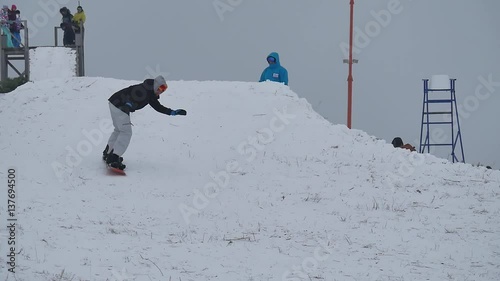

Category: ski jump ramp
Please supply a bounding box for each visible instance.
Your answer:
[29,47,77,81]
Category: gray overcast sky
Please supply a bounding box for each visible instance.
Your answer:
[15,0,500,168]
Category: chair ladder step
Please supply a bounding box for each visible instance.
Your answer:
[422,121,453,125]
[421,143,454,146]
[425,99,455,103]
[424,111,452,115]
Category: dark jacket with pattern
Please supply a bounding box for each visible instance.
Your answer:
[108,79,173,115]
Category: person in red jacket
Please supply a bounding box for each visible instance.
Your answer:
[103,75,187,170]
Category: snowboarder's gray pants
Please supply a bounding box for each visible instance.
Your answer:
[107,102,132,156]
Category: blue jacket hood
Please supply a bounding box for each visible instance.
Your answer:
[267,52,281,66]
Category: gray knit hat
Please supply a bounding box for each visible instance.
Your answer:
[153,75,167,92]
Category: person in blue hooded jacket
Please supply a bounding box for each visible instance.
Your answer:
[259,52,288,86]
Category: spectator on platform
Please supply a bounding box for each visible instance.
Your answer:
[59,7,75,46]
[0,5,13,48]
[8,5,22,48]
[72,5,85,34]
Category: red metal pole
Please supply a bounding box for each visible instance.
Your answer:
[347,0,354,129]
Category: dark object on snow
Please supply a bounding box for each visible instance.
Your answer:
[392,137,416,152]
[392,137,403,148]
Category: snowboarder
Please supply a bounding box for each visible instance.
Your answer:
[103,75,187,170]
[259,52,289,86]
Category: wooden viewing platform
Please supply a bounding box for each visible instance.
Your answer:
[0,20,85,81]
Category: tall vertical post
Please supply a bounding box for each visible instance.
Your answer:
[54,26,58,46]
[0,35,7,81]
[347,0,355,129]
[75,24,85,77]
[24,24,29,81]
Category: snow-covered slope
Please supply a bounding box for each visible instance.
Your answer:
[29,47,77,81]
[0,77,499,281]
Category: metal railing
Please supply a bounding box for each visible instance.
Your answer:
[54,23,84,47]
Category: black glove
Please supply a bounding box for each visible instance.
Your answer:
[170,109,187,116]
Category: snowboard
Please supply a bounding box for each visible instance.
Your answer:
[103,156,126,175]
[107,164,126,175]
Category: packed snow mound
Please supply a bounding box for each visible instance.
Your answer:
[29,47,77,81]
[0,77,499,281]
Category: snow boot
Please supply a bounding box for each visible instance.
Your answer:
[103,145,123,163]
[102,145,110,161]
[106,153,126,170]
